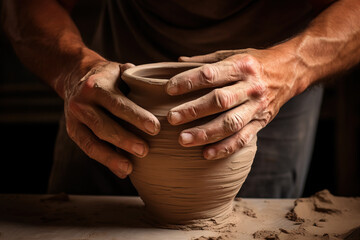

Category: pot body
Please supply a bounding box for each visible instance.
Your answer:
[122,62,257,226]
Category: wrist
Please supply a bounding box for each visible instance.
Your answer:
[268,39,314,98]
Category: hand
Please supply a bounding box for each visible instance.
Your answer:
[166,49,304,160]
[64,61,160,178]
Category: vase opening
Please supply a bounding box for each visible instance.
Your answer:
[123,62,203,86]
[133,65,196,79]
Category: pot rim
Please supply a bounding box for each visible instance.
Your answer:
[122,62,203,85]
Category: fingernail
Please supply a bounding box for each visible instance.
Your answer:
[205,148,216,160]
[167,81,178,95]
[169,111,182,124]
[132,143,145,157]
[118,161,129,174]
[180,132,194,145]
[144,120,157,134]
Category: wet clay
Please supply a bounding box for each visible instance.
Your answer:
[281,189,360,240]
[0,190,359,239]
[122,62,257,227]
[206,190,360,240]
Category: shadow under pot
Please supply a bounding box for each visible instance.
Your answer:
[122,62,257,228]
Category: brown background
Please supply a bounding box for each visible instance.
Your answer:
[0,1,359,197]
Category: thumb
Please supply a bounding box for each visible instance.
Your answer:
[178,53,218,63]
[120,62,135,73]
[179,49,250,63]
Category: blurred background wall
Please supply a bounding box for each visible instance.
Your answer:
[0,1,359,197]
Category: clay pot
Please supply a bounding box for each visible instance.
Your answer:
[122,62,257,227]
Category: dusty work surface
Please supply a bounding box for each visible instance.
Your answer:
[0,190,359,240]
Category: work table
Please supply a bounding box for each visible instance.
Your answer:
[0,193,359,240]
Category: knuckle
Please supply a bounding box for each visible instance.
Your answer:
[213,88,234,110]
[242,55,258,68]
[200,64,216,84]
[257,111,272,127]
[263,111,272,124]
[236,134,249,148]
[195,128,209,142]
[223,113,245,133]
[224,145,235,155]
[82,75,97,90]
[249,81,267,99]
[114,134,130,149]
[81,75,104,95]
[92,115,104,132]
[82,136,96,158]
[81,108,103,132]
[122,103,136,117]
[217,144,235,159]
[185,79,193,91]
[188,105,198,118]
[238,55,261,75]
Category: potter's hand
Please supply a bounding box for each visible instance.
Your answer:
[166,49,301,160]
[2,1,161,179]
[65,61,160,178]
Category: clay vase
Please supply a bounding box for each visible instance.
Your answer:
[122,62,257,227]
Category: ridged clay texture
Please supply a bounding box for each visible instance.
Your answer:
[122,62,257,228]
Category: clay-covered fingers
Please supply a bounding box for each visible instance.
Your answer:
[68,101,149,158]
[203,120,265,160]
[66,114,132,178]
[81,67,160,136]
[168,81,250,125]
[66,61,160,161]
[166,56,260,96]
[95,89,160,136]
[166,61,243,95]
[64,61,162,179]
[177,100,261,148]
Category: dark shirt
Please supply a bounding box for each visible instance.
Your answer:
[92,0,334,64]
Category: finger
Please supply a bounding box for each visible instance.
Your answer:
[69,102,149,158]
[66,115,132,178]
[101,93,160,135]
[203,120,263,160]
[179,50,249,63]
[177,101,259,147]
[166,60,248,95]
[168,81,250,125]
[179,53,221,63]
[86,80,160,136]
[78,63,160,136]
[120,62,135,72]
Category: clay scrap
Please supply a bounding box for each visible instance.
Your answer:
[203,190,360,240]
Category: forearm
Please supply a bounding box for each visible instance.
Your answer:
[2,0,105,99]
[271,0,360,95]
